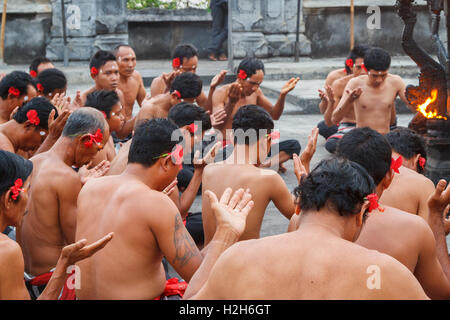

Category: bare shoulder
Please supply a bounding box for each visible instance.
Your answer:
[0,237,23,270]
[132,70,143,81]
[0,133,14,152]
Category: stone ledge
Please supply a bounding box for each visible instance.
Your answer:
[303,0,427,8]
[127,8,212,22]
[0,0,51,14]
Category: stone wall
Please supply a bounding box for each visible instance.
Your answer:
[229,0,311,59]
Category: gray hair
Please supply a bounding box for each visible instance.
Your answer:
[62,107,106,138]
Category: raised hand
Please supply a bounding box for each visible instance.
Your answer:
[299,127,319,173]
[228,82,242,103]
[79,160,111,184]
[68,90,82,112]
[211,70,227,89]
[325,85,335,106]
[428,179,450,219]
[163,70,182,90]
[347,87,363,101]
[47,109,71,140]
[59,233,114,266]
[280,77,300,95]
[293,153,308,184]
[163,178,178,197]
[205,188,254,238]
[193,142,221,169]
[208,109,227,127]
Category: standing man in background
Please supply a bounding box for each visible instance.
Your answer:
[208,0,228,61]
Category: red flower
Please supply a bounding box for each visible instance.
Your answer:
[269,131,280,140]
[419,157,426,170]
[173,90,181,99]
[101,111,107,119]
[37,83,44,92]
[8,87,20,97]
[90,67,99,76]
[366,193,379,212]
[187,123,198,134]
[27,109,40,126]
[172,57,181,68]
[238,69,247,80]
[84,128,103,148]
[30,70,37,78]
[10,178,24,201]
[361,63,368,73]
[171,144,184,169]
[345,58,354,69]
[391,156,403,174]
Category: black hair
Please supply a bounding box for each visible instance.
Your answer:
[336,127,392,185]
[85,90,120,119]
[13,97,58,130]
[36,68,67,96]
[232,105,274,145]
[385,127,427,174]
[170,72,203,99]
[0,71,36,100]
[345,44,372,74]
[294,157,375,217]
[0,150,33,201]
[172,43,198,63]
[168,102,212,132]
[364,47,391,72]
[128,118,181,167]
[89,50,117,72]
[62,108,106,138]
[237,58,265,79]
[29,56,52,74]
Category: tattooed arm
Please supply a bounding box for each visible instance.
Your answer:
[151,194,202,282]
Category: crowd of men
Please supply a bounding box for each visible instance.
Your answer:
[0,43,449,300]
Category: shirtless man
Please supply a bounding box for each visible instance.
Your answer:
[16,108,111,298]
[85,90,125,165]
[0,97,56,154]
[150,43,227,112]
[379,128,435,222]
[36,68,67,100]
[336,127,450,299]
[0,71,38,124]
[321,45,371,153]
[212,58,300,172]
[29,57,54,78]
[318,45,370,140]
[332,47,415,134]
[202,105,303,244]
[185,157,428,299]
[75,118,205,299]
[114,45,147,121]
[135,72,203,123]
[81,50,133,139]
[0,150,113,300]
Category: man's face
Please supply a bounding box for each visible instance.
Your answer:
[368,69,389,87]
[352,57,367,77]
[13,85,38,109]
[116,47,137,77]
[37,62,55,75]
[107,103,125,133]
[21,126,48,151]
[95,61,120,90]
[240,70,264,96]
[176,56,198,74]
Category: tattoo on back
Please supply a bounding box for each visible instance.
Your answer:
[172,214,200,268]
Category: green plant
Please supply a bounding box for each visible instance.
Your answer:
[127,0,210,10]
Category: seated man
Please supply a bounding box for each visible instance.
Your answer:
[75,118,204,300]
[0,97,57,154]
[380,127,435,222]
[84,90,125,165]
[150,43,227,112]
[82,50,134,139]
[29,57,54,78]
[202,105,300,245]
[185,157,428,299]
[336,127,450,299]
[114,44,147,122]
[16,108,110,299]
[212,57,300,172]
[0,150,113,300]
[332,47,415,134]
[36,68,67,99]
[0,71,38,124]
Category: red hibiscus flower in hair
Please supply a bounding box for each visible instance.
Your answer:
[361,63,368,73]
[27,109,40,126]
[365,193,384,213]
[152,144,184,169]
[187,123,198,134]
[37,83,44,92]
[391,156,403,174]
[10,178,24,201]
[419,157,426,170]
[269,131,280,140]
[238,69,247,80]
[173,90,181,99]
[84,128,103,148]
[90,67,99,76]
[345,58,354,69]
[172,57,181,68]
[30,70,37,78]
[8,87,20,97]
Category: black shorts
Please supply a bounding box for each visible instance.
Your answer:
[268,139,301,157]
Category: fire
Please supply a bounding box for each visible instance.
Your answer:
[416,89,447,120]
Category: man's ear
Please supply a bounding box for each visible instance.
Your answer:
[2,189,13,211]
[413,153,421,170]
[170,93,181,105]
[381,169,394,190]
[22,121,35,131]
[79,134,92,147]
[161,155,173,171]
[356,202,369,227]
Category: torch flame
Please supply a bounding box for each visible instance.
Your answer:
[416,89,447,120]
